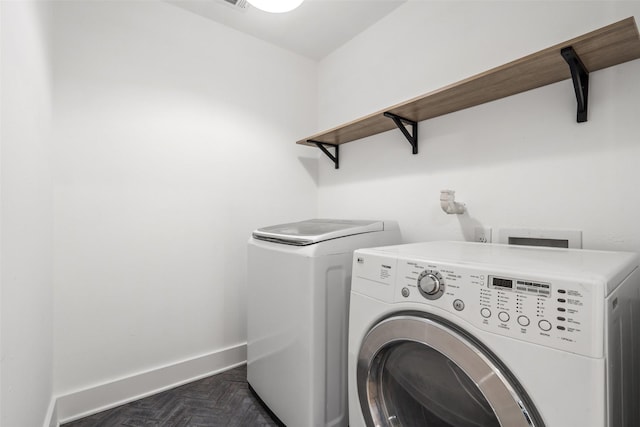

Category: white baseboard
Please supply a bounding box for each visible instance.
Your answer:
[54,342,247,425]
[43,396,58,427]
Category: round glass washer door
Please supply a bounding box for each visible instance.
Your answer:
[357,315,544,427]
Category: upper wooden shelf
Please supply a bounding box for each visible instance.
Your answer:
[297,17,640,153]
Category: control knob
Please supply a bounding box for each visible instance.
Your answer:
[417,270,444,300]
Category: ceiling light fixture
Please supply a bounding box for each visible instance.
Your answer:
[247,0,304,13]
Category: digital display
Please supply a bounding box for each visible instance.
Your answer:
[492,277,513,289]
[489,276,551,296]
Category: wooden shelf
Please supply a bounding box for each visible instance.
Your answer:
[297,17,640,157]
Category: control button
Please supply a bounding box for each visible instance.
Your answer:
[480,308,492,318]
[401,287,410,298]
[557,307,566,312]
[557,326,566,331]
[538,320,552,331]
[453,299,465,311]
[517,315,530,327]
[498,311,510,322]
[557,298,566,303]
[558,289,566,294]
[557,316,566,321]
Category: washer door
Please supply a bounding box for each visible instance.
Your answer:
[357,315,543,427]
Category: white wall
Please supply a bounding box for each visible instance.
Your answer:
[52,0,317,405]
[317,1,640,252]
[14,0,637,423]
[0,1,55,426]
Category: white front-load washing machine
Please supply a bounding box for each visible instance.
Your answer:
[349,241,640,427]
[248,219,400,427]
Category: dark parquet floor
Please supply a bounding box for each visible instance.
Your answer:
[62,365,282,427]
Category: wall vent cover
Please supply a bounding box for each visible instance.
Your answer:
[220,0,248,9]
[497,227,583,249]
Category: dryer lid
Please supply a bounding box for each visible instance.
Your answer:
[252,219,385,246]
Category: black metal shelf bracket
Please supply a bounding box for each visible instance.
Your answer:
[561,46,589,123]
[384,112,418,154]
[308,140,339,169]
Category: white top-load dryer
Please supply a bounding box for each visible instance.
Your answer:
[247,219,400,427]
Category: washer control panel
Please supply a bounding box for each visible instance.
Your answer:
[393,258,598,357]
